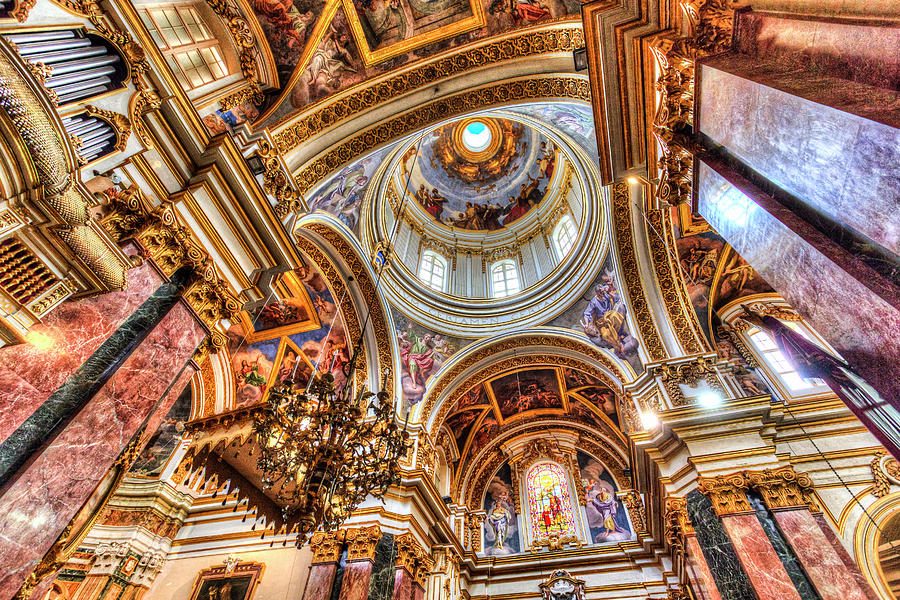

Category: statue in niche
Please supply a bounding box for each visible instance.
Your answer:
[482,463,520,555]
[539,570,585,600]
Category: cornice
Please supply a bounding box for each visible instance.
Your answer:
[292,75,590,193]
[271,24,584,155]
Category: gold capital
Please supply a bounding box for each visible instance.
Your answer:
[345,525,381,561]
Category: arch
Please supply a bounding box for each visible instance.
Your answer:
[855,490,900,599]
[421,330,631,432]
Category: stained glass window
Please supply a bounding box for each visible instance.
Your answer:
[525,462,578,539]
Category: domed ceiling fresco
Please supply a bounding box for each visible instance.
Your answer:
[402,117,558,230]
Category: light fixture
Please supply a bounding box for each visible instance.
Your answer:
[254,372,409,543]
[572,47,588,71]
[640,411,658,429]
[698,391,723,408]
[627,177,639,185]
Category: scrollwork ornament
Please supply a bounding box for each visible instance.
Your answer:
[744,466,819,512]
[697,472,751,515]
[85,105,131,152]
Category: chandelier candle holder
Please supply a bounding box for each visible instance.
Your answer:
[253,372,409,542]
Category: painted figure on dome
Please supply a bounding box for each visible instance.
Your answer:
[581,271,637,359]
[579,451,631,543]
[240,358,268,388]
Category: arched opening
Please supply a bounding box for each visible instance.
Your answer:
[490,259,520,298]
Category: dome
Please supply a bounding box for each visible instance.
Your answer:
[360,108,608,337]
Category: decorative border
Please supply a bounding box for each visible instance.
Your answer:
[422,333,627,431]
[271,26,585,153]
[292,75,590,192]
[610,182,666,361]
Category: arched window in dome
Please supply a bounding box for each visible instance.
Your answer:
[490,260,520,298]
[525,462,578,540]
[553,215,577,260]
[418,250,447,292]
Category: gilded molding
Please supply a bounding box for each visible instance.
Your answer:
[646,208,708,354]
[11,0,36,22]
[530,534,582,553]
[257,140,306,217]
[649,0,734,207]
[310,529,346,563]
[871,451,894,498]
[205,0,265,109]
[273,27,585,154]
[744,466,820,512]
[620,490,647,534]
[424,335,624,432]
[648,355,724,406]
[697,472,751,515]
[663,496,693,557]
[85,105,131,152]
[99,186,241,347]
[293,76,590,193]
[717,324,758,368]
[394,533,433,587]
[611,182,666,361]
[464,512,484,552]
[345,525,382,561]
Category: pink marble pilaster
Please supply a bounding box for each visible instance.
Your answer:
[392,567,414,600]
[720,513,802,600]
[0,301,204,600]
[685,534,723,600]
[0,244,162,443]
[811,513,880,600]
[412,582,424,600]
[337,560,374,600]
[774,509,877,600]
[304,563,339,600]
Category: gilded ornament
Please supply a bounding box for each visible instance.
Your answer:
[717,324,758,368]
[646,208,709,353]
[292,76,591,193]
[744,466,819,512]
[649,355,725,406]
[346,525,381,561]
[204,0,264,105]
[872,451,891,498]
[273,27,585,154]
[85,105,132,152]
[310,530,346,563]
[620,490,647,533]
[663,496,693,557]
[464,512,484,552]
[530,534,582,553]
[697,472,751,515]
[257,140,306,217]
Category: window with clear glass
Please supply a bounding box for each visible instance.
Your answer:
[553,215,576,259]
[525,462,578,539]
[747,326,828,393]
[418,251,447,292]
[490,260,520,298]
[141,6,228,89]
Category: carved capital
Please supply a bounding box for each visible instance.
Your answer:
[663,496,694,556]
[257,141,305,218]
[650,356,725,406]
[620,490,647,534]
[744,466,819,512]
[395,534,433,587]
[697,472,751,515]
[310,530,346,564]
[464,512,485,552]
[345,525,381,561]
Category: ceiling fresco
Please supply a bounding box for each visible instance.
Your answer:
[401,117,558,230]
[252,0,583,124]
[225,264,351,409]
[306,146,391,233]
[439,365,621,468]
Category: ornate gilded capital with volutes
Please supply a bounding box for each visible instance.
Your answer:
[663,496,694,556]
[649,355,726,407]
[99,186,241,348]
[310,530,346,564]
[464,512,485,552]
[697,472,751,515]
[257,141,306,218]
[744,466,820,513]
[394,533,434,587]
[345,525,381,562]
[621,490,648,534]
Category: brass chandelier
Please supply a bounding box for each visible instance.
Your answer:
[254,371,408,542]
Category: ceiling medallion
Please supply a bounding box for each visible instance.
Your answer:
[454,117,502,162]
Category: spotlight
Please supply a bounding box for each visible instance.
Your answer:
[640,411,658,429]
[627,177,639,185]
[573,47,588,72]
[698,391,723,408]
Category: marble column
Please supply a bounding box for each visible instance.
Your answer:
[695,159,900,448]
[0,243,161,444]
[665,497,722,600]
[392,567,415,600]
[0,293,206,600]
[338,526,381,600]
[744,467,879,600]
[304,530,346,600]
[698,475,802,600]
